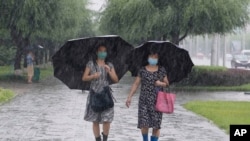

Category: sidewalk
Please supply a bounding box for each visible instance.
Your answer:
[0,75,229,141]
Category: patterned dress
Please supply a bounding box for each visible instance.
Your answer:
[138,66,167,129]
[84,61,114,123]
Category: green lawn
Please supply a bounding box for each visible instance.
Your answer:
[0,65,53,104]
[183,101,250,134]
[39,66,53,80]
[0,88,15,103]
[174,83,250,91]
[0,65,53,81]
[0,65,12,76]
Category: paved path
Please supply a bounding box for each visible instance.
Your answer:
[2,74,250,141]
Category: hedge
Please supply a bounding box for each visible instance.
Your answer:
[176,66,250,86]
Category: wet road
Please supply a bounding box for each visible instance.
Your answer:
[1,74,249,141]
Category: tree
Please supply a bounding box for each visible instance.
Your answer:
[99,0,249,45]
[100,0,158,44]
[0,0,93,70]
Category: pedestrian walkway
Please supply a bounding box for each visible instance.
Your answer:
[0,75,229,141]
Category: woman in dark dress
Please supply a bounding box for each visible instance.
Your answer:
[126,51,169,141]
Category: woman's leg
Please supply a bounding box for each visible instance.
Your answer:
[141,127,149,141]
[103,122,111,135]
[102,122,110,141]
[151,128,160,141]
[93,122,100,137]
[152,128,160,137]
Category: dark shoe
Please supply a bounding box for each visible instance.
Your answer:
[96,136,101,141]
[102,132,108,141]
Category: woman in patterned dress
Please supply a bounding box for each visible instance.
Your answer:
[126,50,169,141]
[82,45,118,141]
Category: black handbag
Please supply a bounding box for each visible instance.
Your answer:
[90,86,114,112]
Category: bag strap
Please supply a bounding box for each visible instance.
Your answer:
[93,61,98,73]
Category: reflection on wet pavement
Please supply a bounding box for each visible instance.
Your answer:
[1,74,249,140]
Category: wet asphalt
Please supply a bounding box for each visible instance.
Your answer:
[1,74,250,141]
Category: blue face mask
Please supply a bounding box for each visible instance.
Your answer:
[97,51,107,59]
[148,58,158,66]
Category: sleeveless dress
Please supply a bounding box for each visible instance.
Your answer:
[137,66,167,129]
[84,61,114,123]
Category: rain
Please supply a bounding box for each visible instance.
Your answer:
[0,0,250,140]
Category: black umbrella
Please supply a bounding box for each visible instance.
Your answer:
[52,35,134,90]
[126,41,194,84]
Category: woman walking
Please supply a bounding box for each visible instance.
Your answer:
[26,51,35,84]
[82,45,118,141]
[126,51,169,141]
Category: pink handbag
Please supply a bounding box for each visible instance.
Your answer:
[155,90,176,113]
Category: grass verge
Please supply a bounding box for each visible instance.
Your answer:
[0,88,15,103]
[173,83,250,91]
[39,66,53,80]
[183,101,250,134]
[0,65,53,82]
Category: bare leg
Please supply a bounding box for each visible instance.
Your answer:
[141,127,149,134]
[103,122,111,135]
[102,122,111,141]
[93,122,100,137]
[27,76,32,83]
[152,128,160,137]
[141,127,149,141]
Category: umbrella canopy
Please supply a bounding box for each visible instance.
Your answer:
[52,35,134,90]
[126,41,194,84]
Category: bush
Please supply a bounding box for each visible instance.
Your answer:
[0,45,16,66]
[177,66,250,86]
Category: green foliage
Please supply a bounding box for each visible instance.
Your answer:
[0,46,16,65]
[0,65,52,82]
[0,66,13,76]
[0,0,94,69]
[39,66,53,80]
[0,88,15,103]
[99,0,250,44]
[184,101,250,133]
[185,0,249,34]
[177,66,250,87]
[174,83,250,91]
[99,0,128,35]
[119,0,158,42]
[192,65,227,73]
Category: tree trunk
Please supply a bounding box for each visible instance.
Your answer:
[222,36,226,67]
[49,46,55,62]
[14,47,24,70]
[211,35,217,66]
[10,27,30,70]
[171,32,180,45]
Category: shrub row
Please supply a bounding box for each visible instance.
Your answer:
[176,66,250,86]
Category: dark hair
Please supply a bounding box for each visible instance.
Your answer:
[148,46,159,55]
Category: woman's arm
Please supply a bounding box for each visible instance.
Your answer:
[107,67,119,83]
[82,67,100,81]
[155,76,169,87]
[163,76,169,86]
[126,76,141,108]
[104,65,118,83]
